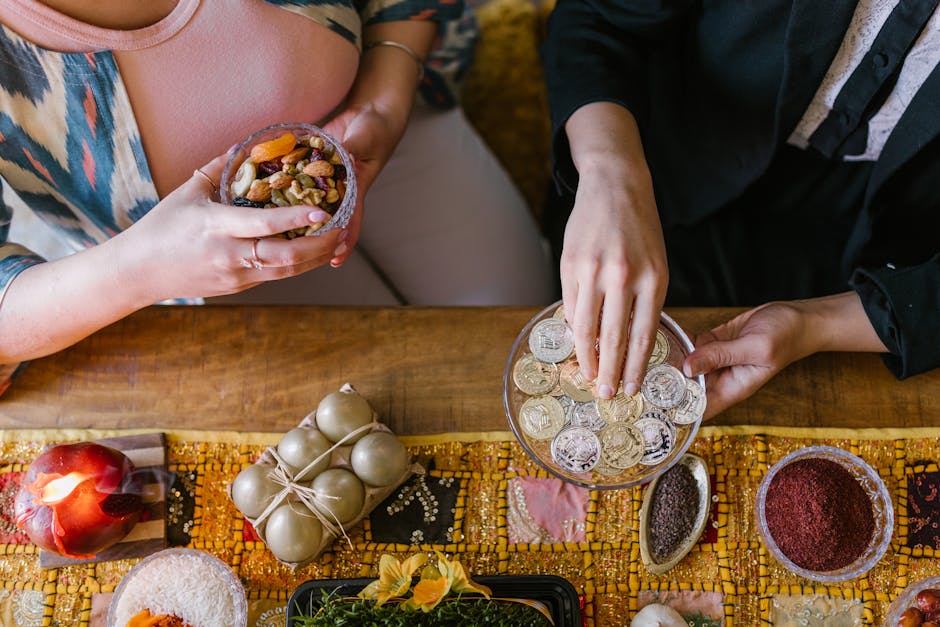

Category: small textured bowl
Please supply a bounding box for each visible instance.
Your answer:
[108,548,248,627]
[503,300,705,490]
[755,446,893,583]
[884,575,940,626]
[220,122,357,234]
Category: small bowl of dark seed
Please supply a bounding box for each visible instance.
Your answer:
[638,453,711,574]
[221,122,357,237]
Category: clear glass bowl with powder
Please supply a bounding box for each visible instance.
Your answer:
[755,445,893,583]
[108,548,247,627]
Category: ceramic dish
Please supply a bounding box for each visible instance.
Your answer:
[755,445,893,583]
[503,300,706,490]
[883,575,940,626]
[638,453,711,574]
[108,548,248,627]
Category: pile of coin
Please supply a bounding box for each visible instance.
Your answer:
[511,306,706,480]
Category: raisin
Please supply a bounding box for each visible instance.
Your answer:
[233,197,266,208]
[333,164,347,181]
[309,148,325,162]
[257,160,281,177]
[314,176,331,191]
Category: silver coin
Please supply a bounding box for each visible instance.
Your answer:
[551,426,601,473]
[528,318,574,363]
[600,422,644,469]
[597,388,644,423]
[641,364,688,410]
[570,401,607,432]
[557,394,576,415]
[672,378,706,424]
[512,353,559,395]
[519,396,566,440]
[634,412,676,466]
[559,360,595,402]
[649,330,670,366]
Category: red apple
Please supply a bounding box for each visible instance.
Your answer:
[14,442,143,558]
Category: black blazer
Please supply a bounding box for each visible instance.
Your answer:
[543,0,940,378]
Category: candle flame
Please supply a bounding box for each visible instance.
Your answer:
[38,472,93,505]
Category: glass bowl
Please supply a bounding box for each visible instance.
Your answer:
[503,300,706,489]
[221,122,357,234]
[884,576,940,626]
[108,548,248,627]
[755,446,893,583]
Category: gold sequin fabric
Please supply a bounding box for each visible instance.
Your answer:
[2,426,940,625]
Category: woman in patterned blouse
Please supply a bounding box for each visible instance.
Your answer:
[0,0,553,387]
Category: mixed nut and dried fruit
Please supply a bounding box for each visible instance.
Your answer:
[897,588,940,626]
[228,131,349,237]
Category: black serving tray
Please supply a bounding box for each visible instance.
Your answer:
[287,574,582,626]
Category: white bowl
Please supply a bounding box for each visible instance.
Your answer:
[108,548,247,627]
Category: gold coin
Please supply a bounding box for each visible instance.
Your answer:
[518,396,565,440]
[649,330,670,366]
[597,388,644,423]
[553,303,567,320]
[600,422,644,469]
[512,354,559,395]
[559,360,595,402]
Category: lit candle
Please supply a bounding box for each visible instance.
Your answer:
[14,442,143,558]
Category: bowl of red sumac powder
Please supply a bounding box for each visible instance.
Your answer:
[755,446,893,582]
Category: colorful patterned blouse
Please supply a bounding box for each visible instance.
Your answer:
[0,0,474,390]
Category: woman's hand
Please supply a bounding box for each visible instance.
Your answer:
[562,103,669,400]
[684,293,889,419]
[322,103,406,267]
[683,302,810,420]
[118,154,345,303]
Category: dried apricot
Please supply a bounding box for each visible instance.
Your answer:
[250,132,297,163]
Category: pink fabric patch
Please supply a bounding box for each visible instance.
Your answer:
[637,590,724,624]
[507,476,589,543]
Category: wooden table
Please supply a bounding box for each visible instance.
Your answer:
[1,306,936,433]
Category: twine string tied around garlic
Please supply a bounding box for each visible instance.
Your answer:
[251,420,379,551]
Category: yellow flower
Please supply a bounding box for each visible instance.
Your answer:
[358,553,427,607]
[402,574,450,612]
[439,552,491,598]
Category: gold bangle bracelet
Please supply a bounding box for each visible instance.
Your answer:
[363,39,425,81]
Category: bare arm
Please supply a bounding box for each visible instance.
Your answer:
[685,291,888,419]
[324,20,436,266]
[562,101,668,398]
[0,155,341,362]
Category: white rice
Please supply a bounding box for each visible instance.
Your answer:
[111,552,239,627]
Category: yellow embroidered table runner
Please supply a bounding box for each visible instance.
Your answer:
[0,426,937,626]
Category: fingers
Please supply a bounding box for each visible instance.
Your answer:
[223,207,335,239]
[185,154,229,197]
[330,198,364,268]
[594,289,630,399]
[571,282,602,381]
[245,231,343,271]
[621,291,659,396]
[683,332,769,378]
